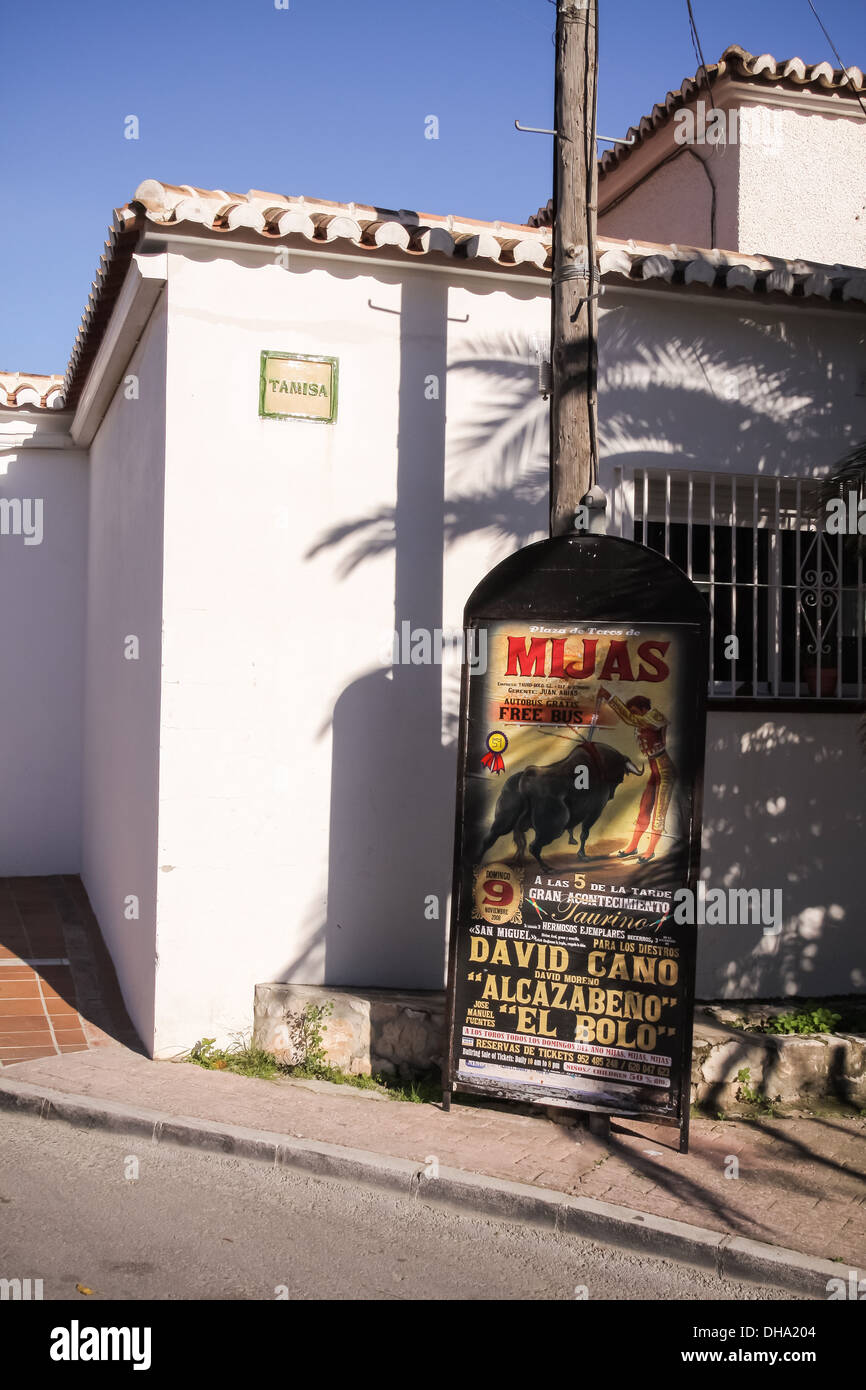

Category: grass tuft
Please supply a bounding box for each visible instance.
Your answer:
[183,1032,440,1102]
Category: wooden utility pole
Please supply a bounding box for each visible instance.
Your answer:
[549,0,599,538]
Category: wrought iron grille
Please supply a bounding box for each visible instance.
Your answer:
[611,468,865,700]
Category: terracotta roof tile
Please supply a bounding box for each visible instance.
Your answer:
[16,134,866,414]
[61,207,142,411]
[9,43,866,409]
[129,179,866,306]
[0,372,66,411]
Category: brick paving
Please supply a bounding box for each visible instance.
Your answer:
[4,1044,865,1268]
[0,876,139,1065]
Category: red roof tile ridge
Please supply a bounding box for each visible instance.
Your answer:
[51,169,866,415]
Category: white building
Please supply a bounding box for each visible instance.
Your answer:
[1,46,864,1056]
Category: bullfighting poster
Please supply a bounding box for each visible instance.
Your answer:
[445,619,704,1125]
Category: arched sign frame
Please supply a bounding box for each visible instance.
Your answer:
[443,534,710,1154]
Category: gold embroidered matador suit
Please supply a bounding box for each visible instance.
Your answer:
[601,692,676,859]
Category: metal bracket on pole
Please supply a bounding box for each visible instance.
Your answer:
[515,121,558,135]
[515,120,635,145]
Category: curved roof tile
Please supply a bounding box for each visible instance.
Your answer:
[10,163,861,413]
[125,179,866,309]
[0,372,66,410]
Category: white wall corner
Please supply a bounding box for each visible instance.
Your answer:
[71,253,168,448]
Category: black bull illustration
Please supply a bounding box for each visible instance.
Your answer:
[479,734,643,872]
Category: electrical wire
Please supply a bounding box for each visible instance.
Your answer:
[685,0,716,114]
[806,0,866,121]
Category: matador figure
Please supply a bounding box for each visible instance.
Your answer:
[597,689,677,862]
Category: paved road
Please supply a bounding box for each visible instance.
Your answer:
[0,1110,802,1301]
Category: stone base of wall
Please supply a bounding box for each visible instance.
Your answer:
[254,984,866,1109]
[692,1003,866,1111]
[253,983,446,1080]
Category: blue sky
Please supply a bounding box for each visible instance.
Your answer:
[3,0,864,373]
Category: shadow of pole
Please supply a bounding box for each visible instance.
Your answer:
[323,275,454,987]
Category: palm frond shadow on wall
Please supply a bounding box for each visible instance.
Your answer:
[293,311,862,998]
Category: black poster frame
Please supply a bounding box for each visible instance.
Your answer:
[443,534,710,1153]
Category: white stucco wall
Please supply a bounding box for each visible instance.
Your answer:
[600,287,866,996]
[737,104,866,266]
[139,246,866,1054]
[597,288,866,484]
[702,711,864,998]
[81,297,167,1053]
[150,247,553,1053]
[0,420,87,872]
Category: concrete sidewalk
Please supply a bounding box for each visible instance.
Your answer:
[1,1042,863,1284]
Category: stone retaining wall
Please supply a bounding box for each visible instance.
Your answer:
[254,984,866,1109]
[691,1004,866,1111]
[254,983,446,1081]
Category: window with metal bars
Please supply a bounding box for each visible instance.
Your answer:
[612,469,865,701]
